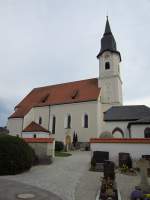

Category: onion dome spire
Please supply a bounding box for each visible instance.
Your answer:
[97,16,121,61]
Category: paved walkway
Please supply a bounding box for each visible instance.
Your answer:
[1,151,99,200]
[1,151,149,200]
[0,178,62,200]
[75,170,100,200]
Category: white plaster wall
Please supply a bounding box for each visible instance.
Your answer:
[33,106,50,130]
[91,142,150,165]
[28,142,54,158]
[47,141,55,158]
[7,118,23,136]
[49,101,98,142]
[99,77,122,104]
[100,121,130,138]
[99,51,121,78]
[98,51,122,105]
[97,100,103,137]
[130,124,150,138]
[23,108,34,129]
[23,106,50,130]
[22,132,50,138]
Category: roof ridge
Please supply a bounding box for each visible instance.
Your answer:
[33,77,97,90]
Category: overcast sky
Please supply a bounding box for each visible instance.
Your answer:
[0,0,150,126]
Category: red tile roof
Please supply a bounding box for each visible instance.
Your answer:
[23,122,50,133]
[24,138,54,143]
[90,138,150,144]
[9,78,100,118]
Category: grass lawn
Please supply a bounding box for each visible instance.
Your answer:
[55,151,72,157]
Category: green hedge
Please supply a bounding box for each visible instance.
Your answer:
[55,141,64,151]
[0,135,35,175]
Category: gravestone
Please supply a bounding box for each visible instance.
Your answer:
[119,152,132,168]
[137,158,150,192]
[104,160,115,180]
[92,151,109,171]
[93,151,109,163]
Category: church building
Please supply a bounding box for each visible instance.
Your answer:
[7,17,150,143]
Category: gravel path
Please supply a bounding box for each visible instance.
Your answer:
[1,151,150,200]
[1,151,93,200]
[75,170,100,200]
[0,178,62,200]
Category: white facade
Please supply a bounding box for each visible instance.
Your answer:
[100,121,130,138]
[49,101,99,142]
[130,124,150,138]
[23,106,50,130]
[22,131,50,138]
[8,101,101,142]
[7,118,23,136]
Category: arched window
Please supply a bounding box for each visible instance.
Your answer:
[33,134,36,138]
[52,116,56,134]
[39,117,42,125]
[112,127,124,138]
[144,127,150,138]
[84,114,88,128]
[105,62,110,70]
[67,115,71,129]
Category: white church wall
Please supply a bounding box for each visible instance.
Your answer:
[33,106,50,130]
[7,118,23,136]
[23,106,50,130]
[50,101,98,142]
[97,100,104,137]
[22,131,50,138]
[100,121,130,138]
[130,124,150,138]
[23,108,34,129]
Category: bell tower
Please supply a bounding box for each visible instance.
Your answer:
[97,17,123,106]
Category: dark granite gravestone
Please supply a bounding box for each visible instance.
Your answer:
[119,152,132,168]
[142,155,150,161]
[104,160,115,180]
[92,151,109,171]
[93,151,109,163]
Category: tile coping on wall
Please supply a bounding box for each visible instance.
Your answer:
[24,138,54,143]
[90,138,150,144]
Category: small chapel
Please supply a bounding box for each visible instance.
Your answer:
[7,17,150,143]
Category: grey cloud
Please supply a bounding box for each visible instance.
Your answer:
[0,0,150,125]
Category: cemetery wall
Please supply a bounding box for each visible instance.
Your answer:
[90,138,150,165]
[24,138,55,158]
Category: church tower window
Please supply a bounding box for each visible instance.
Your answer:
[52,116,56,134]
[105,62,110,70]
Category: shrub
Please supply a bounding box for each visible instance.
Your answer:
[55,141,64,151]
[0,135,35,175]
[120,164,128,173]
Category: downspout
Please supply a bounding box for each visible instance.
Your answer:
[21,118,24,137]
[48,105,51,132]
